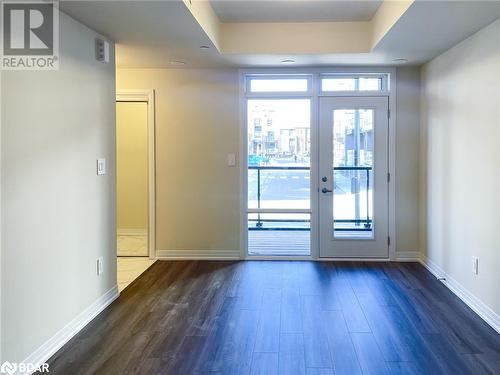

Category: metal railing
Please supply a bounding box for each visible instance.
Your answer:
[248,165,372,231]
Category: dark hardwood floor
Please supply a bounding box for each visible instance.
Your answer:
[43,261,500,375]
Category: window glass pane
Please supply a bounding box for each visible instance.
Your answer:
[250,78,308,92]
[322,78,356,91]
[332,109,374,239]
[247,99,311,210]
[322,77,382,92]
[359,78,382,90]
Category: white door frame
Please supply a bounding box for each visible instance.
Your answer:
[116,90,156,259]
[239,67,397,261]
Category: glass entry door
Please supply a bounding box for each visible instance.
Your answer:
[319,96,389,258]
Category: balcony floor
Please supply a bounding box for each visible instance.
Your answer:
[248,230,310,256]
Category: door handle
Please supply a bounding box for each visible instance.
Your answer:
[321,187,333,194]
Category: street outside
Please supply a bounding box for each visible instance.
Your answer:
[248,168,373,230]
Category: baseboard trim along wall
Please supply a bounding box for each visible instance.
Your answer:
[156,249,241,260]
[117,228,147,236]
[157,250,421,262]
[394,251,421,261]
[22,286,119,374]
[420,257,500,334]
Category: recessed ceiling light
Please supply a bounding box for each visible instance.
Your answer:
[393,58,408,63]
[281,59,295,64]
[170,60,186,66]
[200,45,210,49]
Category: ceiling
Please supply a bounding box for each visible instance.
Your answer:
[59,1,500,68]
[60,1,226,68]
[374,1,500,65]
[210,0,383,23]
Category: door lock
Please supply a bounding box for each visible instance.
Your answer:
[321,187,333,194]
[321,176,328,182]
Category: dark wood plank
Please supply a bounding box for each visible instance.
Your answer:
[323,310,363,375]
[251,352,279,375]
[280,287,303,333]
[41,261,500,375]
[356,292,413,362]
[333,274,371,333]
[279,333,306,375]
[350,332,390,375]
[254,288,281,352]
[306,368,334,375]
[301,295,333,368]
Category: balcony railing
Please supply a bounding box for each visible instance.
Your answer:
[248,165,372,231]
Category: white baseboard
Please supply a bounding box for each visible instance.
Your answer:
[420,257,499,334]
[156,249,241,260]
[21,286,119,374]
[395,251,421,261]
[156,250,422,262]
[117,228,147,236]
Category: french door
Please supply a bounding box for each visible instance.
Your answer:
[319,96,389,258]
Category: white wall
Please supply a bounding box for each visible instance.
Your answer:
[1,12,116,362]
[420,19,500,316]
[395,67,420,255]
[117,68,420,257]
[117,69,241,253]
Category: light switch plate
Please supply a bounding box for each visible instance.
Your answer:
[97,158,106,175]
[472,256,479,275]
[97,257,103,276]
[227,153,236,167]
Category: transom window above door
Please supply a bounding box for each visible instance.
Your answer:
[321,74,388,93]
[245,75,313,94]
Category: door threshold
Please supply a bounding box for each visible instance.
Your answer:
[245,255,312,261]
[244,255,391,261]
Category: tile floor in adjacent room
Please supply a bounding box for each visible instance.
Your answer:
[117,234,148,257]
[117,256,156,292]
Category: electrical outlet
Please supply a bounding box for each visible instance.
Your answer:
[97,257,104,276]
[472,256,479,275]
[227,153,236,167]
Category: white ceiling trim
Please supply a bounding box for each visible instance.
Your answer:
[209,0,383,23]
[183,0,415,55]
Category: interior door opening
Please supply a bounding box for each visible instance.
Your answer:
[116,92,156,292]
[116,101,149,258]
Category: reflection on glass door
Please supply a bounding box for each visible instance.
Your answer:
[247,99,311,256]
[333,109,373,238]
[319,96,388,258]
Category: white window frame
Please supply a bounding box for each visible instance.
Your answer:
[239,67,397,261]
